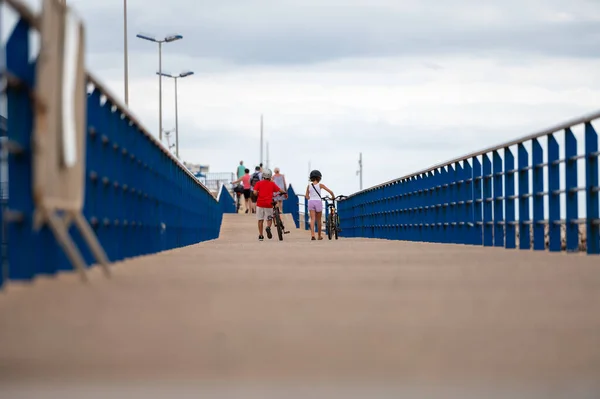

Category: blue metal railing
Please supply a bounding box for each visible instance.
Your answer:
[218,184,237,214]
[282,185,300,229]
[1,0,224,288]
[338,113,600,255]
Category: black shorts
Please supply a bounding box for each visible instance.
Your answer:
[243,189,251,199]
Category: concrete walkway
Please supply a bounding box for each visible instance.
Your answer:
[1,214,600,397]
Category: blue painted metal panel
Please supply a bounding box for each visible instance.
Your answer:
[564,129,579,252]
[283,185,300,229]
[504,148,516,249]
[547,134,561,252]
[517,143,530,250]
[337,115,599,255]
[2,12,223,288]
[532,139,545,250]
[218,185,236,214]
[472,157,483,246]
[463,160,474,245]
[6,19,37,281]
[492,150,504,247]
[482,154,493,247]
[584,123,599,254]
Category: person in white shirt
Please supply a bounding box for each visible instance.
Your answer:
[272,167,287,212]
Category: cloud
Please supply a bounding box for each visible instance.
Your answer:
[3,0,600,197]
[35,0,600,66]
[8,0,600,65]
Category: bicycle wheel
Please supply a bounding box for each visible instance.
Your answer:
[334,213,339,240]
[275,211,284,241]
[327,215,333,240]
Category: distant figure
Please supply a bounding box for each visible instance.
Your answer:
[237,160,246,179]
[231,168,252,213]
[249,166,263,213]
[272,167,287,212]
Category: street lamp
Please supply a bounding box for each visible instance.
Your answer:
[136,33,183,141]
[163,128,176,153]
[156,71,194,158]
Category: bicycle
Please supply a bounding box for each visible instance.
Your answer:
[271,193,290,241]
[231,183,244,213]
[322,195,347,240]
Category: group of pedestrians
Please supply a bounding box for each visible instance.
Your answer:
[232,161,288,215]
[233,162,337,242]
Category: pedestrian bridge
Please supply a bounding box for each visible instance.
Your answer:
[2,214,600,396]
[2,0,600,397]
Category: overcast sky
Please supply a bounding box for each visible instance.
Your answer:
[3,0,600,196]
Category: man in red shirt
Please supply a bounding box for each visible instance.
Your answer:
[253,168,287,241]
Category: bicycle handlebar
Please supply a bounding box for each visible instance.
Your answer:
[322,195,347,201]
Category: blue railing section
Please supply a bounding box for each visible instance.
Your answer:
[283,185,300,229]
[338,113,600,255]
[1,2,224,288]
[218,184,236,214]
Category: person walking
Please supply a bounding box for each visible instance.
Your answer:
[252,169,287,241]
[305,170,335,241]
[236,160,246,179]
[272,167,287,212]
[249,166,262,214]
[231,168,252,213]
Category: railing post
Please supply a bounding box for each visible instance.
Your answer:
[564,128,579,252]
[430,173,436,242]
[532,138,545,250]
[504,147,516,249]
[482,154,493,246]
[463,160,473,245]
[585,123,599,254]
[446,167,453,244]
[548,134,561,252]
[454,162,464,244]
[492,150,504,247]
[408,176,416,241]
[472,157,483,246]
[414,177,422,242]
[518,143,530,250]
[424,173,433,242]
[440,167,449,244]
[304,198,309,231]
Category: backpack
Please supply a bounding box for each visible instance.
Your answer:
[250,172,261,187]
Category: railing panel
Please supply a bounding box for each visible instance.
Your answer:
[517,144,530,250]
[504,148,516,249]
[1,0,222,289]
[482,154,493,247]
[472,157,483,246]
[283,185,300,229]
[565,129,579,252]
[532,138,545,250]
[339,113,600,255]
[218,184,236,214]
[548,135,561,252]
[585,123,599,254]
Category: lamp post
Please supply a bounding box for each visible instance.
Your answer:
[156,71,194,158]
[163,128,176,153]
[136,33,183,141]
